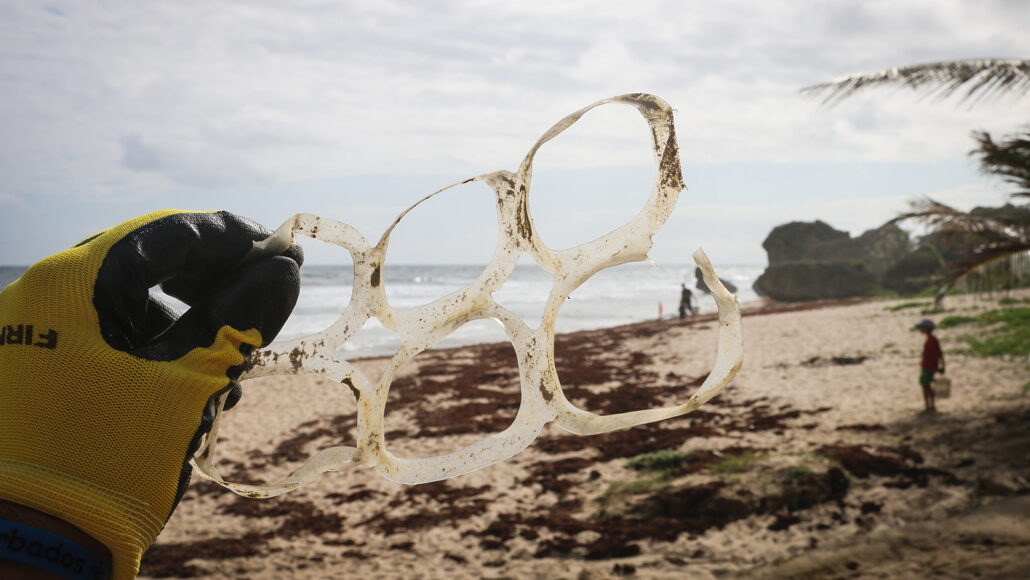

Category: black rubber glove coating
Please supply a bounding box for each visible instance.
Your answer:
[92,211,303,360]
[86,211,303,517]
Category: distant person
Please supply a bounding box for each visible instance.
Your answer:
[914,318,945,413]
[679,283,695,319]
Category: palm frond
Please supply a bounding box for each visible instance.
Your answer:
[890,197,1026,236]
[891,197,1030,289]
[947,247,1030,293]
[971,128,1030,196]
[802,58,1030,106]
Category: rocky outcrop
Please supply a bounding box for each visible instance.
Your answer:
[754,220,929,302]
[762,221,849,266]
[762,221,909,270]
[754,262,876,302]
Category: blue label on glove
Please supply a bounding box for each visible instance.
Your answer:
[0,519,109,580]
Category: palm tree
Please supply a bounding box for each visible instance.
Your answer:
[803,58,1030,295]
[890,197,1030,296]
[802,58,1030,105]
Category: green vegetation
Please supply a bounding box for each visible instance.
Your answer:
[607,449,692,502]
[938,315,976,329]
[978,307,1030,327]
[1000,297,1030,305]
[627,449,689,473]
[951,307,1030,357]
[597,476,671,508]
[711,451,767,474]
[780,465,815,483]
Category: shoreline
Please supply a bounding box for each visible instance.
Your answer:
[345,295,870,363]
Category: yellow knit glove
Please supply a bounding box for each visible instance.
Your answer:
[0,210,302,579]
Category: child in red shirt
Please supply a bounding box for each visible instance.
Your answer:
[915,318,945,413]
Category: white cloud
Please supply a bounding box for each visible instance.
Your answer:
[0,194,26,209]
[0,0,1028,264]
[119,134,270,188]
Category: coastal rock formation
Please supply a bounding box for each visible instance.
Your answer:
[762,220,850,266]
[754,220,917,302]
[754,261,876,302]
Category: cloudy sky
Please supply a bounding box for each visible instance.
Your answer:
[2,0,1028,267]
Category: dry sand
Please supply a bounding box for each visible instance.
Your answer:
[139,290,1030,579]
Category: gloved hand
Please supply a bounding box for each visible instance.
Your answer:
[0,210,302,579]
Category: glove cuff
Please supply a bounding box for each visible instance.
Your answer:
[0,458,162,580]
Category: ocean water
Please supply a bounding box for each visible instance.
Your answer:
[0,263,763,359]
[285,262,763,358]
[0,267,23,291]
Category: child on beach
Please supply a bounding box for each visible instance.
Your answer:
[914,318,945,413]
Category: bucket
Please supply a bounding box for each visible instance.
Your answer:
[932,375,952,398]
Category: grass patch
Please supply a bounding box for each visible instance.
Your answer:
[998,297,1030,306]
[598,476,671,504]
[884,301,929,312]
[606,449,694,504]
[938,315,976,329]
[977,307,1030,326]
[627,449,689,473]
[711,451,767,474]
[956,307,1030,357]
[782,465,815,480]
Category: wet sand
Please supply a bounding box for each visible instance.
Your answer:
[140,290,1030,579]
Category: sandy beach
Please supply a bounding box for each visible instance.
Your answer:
[139,291,1030,579]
